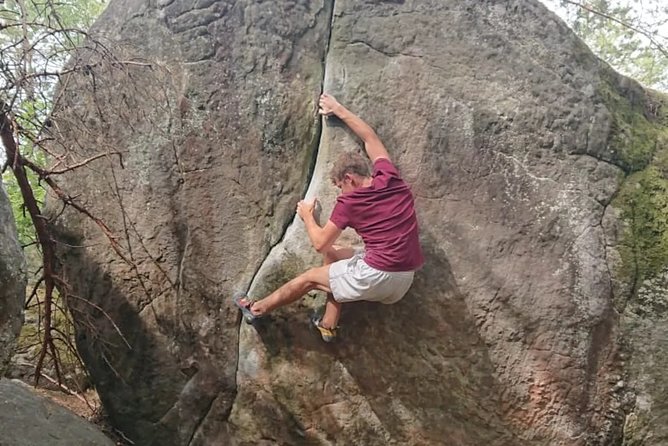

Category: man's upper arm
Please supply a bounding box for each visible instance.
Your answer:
[365,136,391,163]
[319,220,342,251]
[372,156,401,180]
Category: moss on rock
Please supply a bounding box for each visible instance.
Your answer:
[599,71,668,173]
[603,69,668,289]
[615,168,668,288]
[251,251,309,299]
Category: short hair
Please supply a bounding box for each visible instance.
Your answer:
[329,151,371,183]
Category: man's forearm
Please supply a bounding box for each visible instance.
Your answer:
[332,104,379,144]
[330,102,389,162]
[302,214,327,251]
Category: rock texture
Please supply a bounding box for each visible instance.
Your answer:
[0,183,25,375]
[51,0,330,444]
[620,270,668,445]
[0,379,114,446]
[48,0,668,445]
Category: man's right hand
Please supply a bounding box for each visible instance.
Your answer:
[296,199,317,221]
[319,93,342,116]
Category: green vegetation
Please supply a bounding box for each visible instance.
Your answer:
[616,167,668,284]
[543,0,668,292]
[1,0,107,386]
[2,0,107,244]
[3,169,43,247]
[599,78,667,171]
[606,84,668,290]
[547,0,668,92]
[572,0,668,91]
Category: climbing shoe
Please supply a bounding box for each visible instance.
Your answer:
[310,315,337,343]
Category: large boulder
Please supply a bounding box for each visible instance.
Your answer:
[0,183,26,375]
[621,270,668,445]
[48,0,668,445]
[0,379,114,446]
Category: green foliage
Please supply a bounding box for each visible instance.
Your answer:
[0,0,106,41]
[1,0,107,385]
[1,170,45,246]
[607,87,668,288]
[598,72,668,171]
[547,0,668,91]
[1,0,108,126]
[615,167,668,284]
[576,1,668,90]
[1,0,107,245]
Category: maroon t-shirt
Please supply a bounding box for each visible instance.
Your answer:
[329,158,424,272]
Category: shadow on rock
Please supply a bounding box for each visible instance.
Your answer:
[239,239,521,445]
[56,242,239,446]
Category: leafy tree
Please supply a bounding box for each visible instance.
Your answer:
[0,0,108,389]
[2,0,174,395]
[544,0,668,91]
[2,0,107,244]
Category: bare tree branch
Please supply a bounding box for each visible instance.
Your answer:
[563,0,668,57]
[47,151,123,175]
[0,104,57,386]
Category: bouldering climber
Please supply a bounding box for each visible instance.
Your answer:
[235,93,423,341]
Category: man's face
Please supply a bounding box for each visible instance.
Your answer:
[334,174,355,194]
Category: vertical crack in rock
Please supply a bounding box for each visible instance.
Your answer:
[211,0,339,436]
[301,0,336,199]
[243,0,336,297]
[186,393,219,446]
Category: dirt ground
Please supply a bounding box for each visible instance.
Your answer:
[34,386,100,418]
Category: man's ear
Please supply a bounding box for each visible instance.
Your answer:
[343,173,353,183]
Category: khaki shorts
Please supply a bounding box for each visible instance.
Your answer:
[328,252,415,304]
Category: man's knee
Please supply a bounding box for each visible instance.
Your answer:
[302,265,331,292]
[322,246,338,264]
[295,270,314,286]
[322,245,354,264]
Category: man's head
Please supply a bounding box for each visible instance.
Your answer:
[329,151,371,194]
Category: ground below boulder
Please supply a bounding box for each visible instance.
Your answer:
[0,379,114,446]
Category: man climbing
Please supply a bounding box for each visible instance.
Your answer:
[234,93,424,342]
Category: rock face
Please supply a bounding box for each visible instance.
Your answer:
[0,183,25,375]
[48,0,668,445]
[0,379,114,446]
[621,270,668,445]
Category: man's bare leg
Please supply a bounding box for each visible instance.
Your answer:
[321,246,355,329]
[237,246,354,323]
[241,264,331,317]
